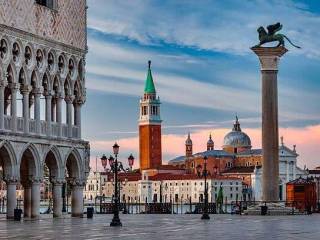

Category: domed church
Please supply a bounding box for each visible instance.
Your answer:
[169,116,307,201]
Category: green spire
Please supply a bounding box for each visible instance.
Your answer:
[144,60,156,93]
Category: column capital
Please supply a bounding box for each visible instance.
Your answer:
[70,178,86,187]
[20,85,31,94]
[32,87,42,96]
[30,176,42,184]
[251,46,288,71]
[0,81,6,88]
[9,83,19,91]
[65,95,74,104]
[51,178,65,185]
[3,175,18,184]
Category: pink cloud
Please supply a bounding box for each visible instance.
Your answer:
[90,124,320,171]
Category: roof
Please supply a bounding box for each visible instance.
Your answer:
[222,166,257,174]
[148,173,241,181]
[144,61,156,93]
[237,149,262,156]
[156,165,185,170]
[308,169,320,175]
[287,177,315,185]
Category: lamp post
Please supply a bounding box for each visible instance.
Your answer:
[100,143,134,227]
[198,156,210,220]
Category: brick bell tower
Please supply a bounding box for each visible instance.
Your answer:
[139,61,162,170]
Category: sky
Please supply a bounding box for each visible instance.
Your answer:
[84,0,320,170]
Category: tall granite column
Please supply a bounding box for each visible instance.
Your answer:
[251,46,287,201]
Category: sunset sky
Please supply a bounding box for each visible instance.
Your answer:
[84,0,320,170]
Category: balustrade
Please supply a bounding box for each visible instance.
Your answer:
[0,117,80,140]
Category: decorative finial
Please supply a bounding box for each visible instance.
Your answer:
[280,136,284,146]
[148,60,151,69]
[188,132,190,139]
[209,133,212,140]
[293,144,296,152]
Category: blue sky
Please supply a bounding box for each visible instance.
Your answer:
[84,0,320,168]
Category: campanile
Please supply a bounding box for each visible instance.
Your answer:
[139,61,162,170]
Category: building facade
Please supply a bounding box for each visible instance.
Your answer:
[104,171,243,204]
[0,0,89,219]
[169,118,307,201]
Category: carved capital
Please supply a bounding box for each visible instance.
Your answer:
[251,46,288,71]
[51,178,65,185]
[64,95,74,104]
[33,87,42,96]
[20,85,31,94]
[70,178,86,187]
[30,176,42,184]
[4,175,18,184]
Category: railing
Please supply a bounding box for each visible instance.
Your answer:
[72,126,80,139]
[17,117,24,132]
[40,121,47,135]
[1,116,80,140]
[4,115,11,130]
[29,119,36,133]
[231,200,318,215]
[62,124,68,138]
[51,122,59,136]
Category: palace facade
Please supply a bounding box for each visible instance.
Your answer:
[0,0,89,219]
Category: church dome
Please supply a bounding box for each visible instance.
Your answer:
[223,117,251,149]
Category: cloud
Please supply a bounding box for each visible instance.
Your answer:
[89,124,320,171]
[88,0,320,58]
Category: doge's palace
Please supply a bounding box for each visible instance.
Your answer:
[0,0,89,219]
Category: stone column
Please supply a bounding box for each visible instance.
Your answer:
[31,179,41,219]
[34,88,41,134]
[71,182,84,217]
[52,181,63,218]
[293,161,296,180]
[51,97,56,122]
[0,81,5,130]
[65,95,73,138]
[10,84,17,132]
[45,93,52,136]
[24,184,32,218]
[21,86,30,134]
[56,95,62,137]
[74,101,82,138]
[6,179,17,219]
[251,46,287,201]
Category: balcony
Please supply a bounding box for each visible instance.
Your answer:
[2,115,81,140]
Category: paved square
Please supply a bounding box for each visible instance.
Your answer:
[0,214,319,240]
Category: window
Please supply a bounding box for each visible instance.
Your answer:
[35,0,55,9]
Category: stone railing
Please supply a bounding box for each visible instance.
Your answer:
[29,119,36,133]
[1,116,80,140]
[17,118,24,132]
[4,115,11,130]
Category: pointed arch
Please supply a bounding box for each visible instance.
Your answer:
[6,63,17,83]
[19,143,41,179]
[43,145,63,180]
[0,140,17,177]
[65,147,82,179]
[63,76,72,96]
[30,70,40,87]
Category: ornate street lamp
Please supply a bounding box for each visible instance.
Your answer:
[201,156,210,220]
[101,143,134,227]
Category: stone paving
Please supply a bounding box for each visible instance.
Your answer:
[0,214,319,240]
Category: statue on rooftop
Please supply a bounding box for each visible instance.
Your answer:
[254,22,301,48]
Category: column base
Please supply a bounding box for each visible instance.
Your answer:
[71,213,83,218]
